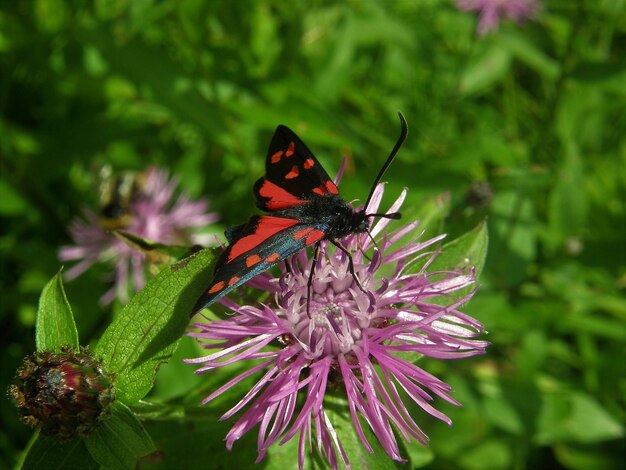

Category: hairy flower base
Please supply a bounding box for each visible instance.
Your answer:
[9,347,114,440]
[187,185,488,468]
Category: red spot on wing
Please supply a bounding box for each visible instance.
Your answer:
[246,254,262,267]
[285,142,295,157]
[228,217,299,262]
[303,158,315,169]
[311,181,338,196]
[312,185,326,195]
[294,227,325,245]
[294,227,313,240]
[325,180,339,195]
[209,281,225,294]
[228,277,240,286]
[271,151,283,164]
[285,165,299,180]
[306,229,325,245]
[258,180,305,210]
[265,253,280,263]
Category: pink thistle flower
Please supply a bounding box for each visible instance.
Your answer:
[187,184,489,468]
[456,0,540,35]
[59,167,219,305]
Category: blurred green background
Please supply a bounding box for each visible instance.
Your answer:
[1,0,625,468]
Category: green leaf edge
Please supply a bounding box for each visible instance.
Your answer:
[85,401,156,469]
[94,248,216,404]
[430,220,489,278]
[36,269,80,352]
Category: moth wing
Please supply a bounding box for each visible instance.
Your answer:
[194,215,328,311]
[254,125,340,211]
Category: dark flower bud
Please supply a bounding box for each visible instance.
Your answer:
[9,347,115,440]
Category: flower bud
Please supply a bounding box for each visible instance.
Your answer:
[9,347,114,440]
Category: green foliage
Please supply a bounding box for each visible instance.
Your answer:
[323,397,407,470]
[21,435,98,470]
[2,0,625,469]
[35,271,79,352]
[139,412,260,469]
[94,248,216,404]
[430,221,489,278]
[84,402,155,469]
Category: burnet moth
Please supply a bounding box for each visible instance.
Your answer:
[195,113,407,313]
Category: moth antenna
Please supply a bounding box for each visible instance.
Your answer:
[366,211,402,219]
[364,112,408,211]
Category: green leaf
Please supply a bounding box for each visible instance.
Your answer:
[266,393,406,469]
[151,336,205,402]
[36,270,79,352]
[94,248,217,404]
[320,395,405,469]
[383,192,452,272]
[34,0,67,34]
[489,190,537,285]
[85,402,155,469]
[564,314,626,341]
[405,444,434,468]
[499,32,560,80]
[266,430,320,470]
[0,178,30,216]
[535,391,624,445]
[414,192,452,240]
[459,45,511,96]
[139,412,259,469]
[546,145,587,252]
[483,394,524,435]
[554,443,621,470]
[458,440,512,470]
[570,60,626,88]
[21,434,98,470]
[85,30,227,137]
[83,45,108,77]
[429,221,489,278]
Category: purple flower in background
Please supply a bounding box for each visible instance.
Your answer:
[187,184,488,468]
[59,167,219,305]
[456,0,539,35]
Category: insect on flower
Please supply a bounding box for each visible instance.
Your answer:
[194,113,408,313]
[60,167,219,305]
[96,165,145,231]
[187,182,489,468]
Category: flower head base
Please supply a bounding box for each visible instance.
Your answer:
[187,185,488,468]
[9,347,115,440]
[456,0,540,35]
[59,167,219,305]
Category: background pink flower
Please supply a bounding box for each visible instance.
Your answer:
[456,0,540,35]
[59,167,219,304]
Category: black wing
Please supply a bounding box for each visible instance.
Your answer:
[253,125,340,212]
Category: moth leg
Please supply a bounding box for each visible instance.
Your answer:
[330,239,367,294]
[283,259,293,275]
[306,243,321,318]
[359,231,378,263]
